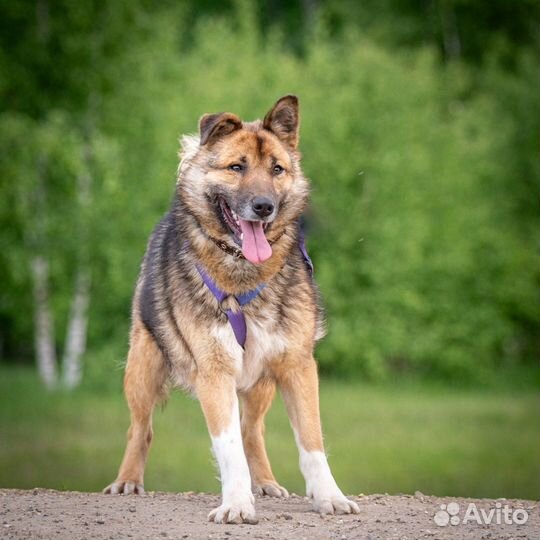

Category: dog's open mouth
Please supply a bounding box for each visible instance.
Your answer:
[218,197,273,265]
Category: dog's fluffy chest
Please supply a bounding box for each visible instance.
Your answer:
[211,315,288,391]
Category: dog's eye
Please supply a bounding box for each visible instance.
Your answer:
[273,164,284,175]
[228,163,243,172]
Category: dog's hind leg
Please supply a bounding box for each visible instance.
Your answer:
[240,378,288,498]
[103,322,168,495]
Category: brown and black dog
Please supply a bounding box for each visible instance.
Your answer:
[104,96,359,524]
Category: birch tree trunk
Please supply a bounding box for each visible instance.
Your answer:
[62,141,92,389]
[29,149,58,389]
[62,269,90,389]
[301,0,318,35]
[31,256,57,388]
[438,0,461,60]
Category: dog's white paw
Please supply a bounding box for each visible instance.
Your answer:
[103,480,145,495]
[253,481,289,498]
[208,493,258,524]
[299,448,360,516]
[312,492,360,515]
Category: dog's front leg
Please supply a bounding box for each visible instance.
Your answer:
[196,368,258,525]
[277,355,360,516]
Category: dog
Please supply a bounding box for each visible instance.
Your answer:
[103,96,359,524]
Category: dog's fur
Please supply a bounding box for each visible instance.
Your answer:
[104,96,359,524]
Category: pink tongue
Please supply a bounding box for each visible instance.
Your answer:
[239,220,272,264]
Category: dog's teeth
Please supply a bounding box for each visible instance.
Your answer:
[240,233,243,240]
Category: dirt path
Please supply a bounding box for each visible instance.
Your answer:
[0,489,537,540]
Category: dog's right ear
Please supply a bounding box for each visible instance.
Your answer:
[199,112,242,146]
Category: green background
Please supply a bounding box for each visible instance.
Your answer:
[0,0,538,499]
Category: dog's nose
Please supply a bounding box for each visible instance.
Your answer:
[251,197,275,218]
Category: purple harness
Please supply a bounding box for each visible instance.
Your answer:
[195,231,313,348]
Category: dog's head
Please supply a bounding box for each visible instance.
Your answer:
[178,96,309,265]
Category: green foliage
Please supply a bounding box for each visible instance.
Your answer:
[0,112,81,350]
[0,2,538,380]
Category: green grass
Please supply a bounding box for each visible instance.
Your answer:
[0,366,538,500]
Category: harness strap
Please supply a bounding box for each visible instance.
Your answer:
[195,263,265,348]
[194,224,313,348]
[298,227,314,277]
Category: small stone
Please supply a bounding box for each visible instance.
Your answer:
[128,506,136,513]
[96,519,105,525]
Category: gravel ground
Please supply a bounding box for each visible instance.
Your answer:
[0,489,538,540]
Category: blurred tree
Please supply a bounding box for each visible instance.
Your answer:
[0,0,163,387]
[0,0,538,384]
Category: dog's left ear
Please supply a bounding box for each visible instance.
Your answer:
[263,95,300,150]
[199,112,242,146]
